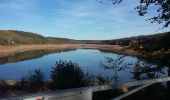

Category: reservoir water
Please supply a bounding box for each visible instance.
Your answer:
[0,48,168,84]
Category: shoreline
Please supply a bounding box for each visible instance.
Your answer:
[0,44,140,58]
[83,44,140,56]
[0,44,82,58]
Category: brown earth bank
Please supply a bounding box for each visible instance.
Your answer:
[0,44,139,58]
[0,44,82,58]
[82,44,140,56]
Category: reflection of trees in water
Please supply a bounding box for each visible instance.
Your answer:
[100,56,169,99]
[100,55,131,85]
[131,61,167,80]
[0,48,77,64]
[100,55,168,85]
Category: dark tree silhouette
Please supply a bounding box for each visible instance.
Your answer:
[20,69,45,91]
[131,61,166,80]
[100,55,130,85]
[97,0,170,28]
[50,60,86,90]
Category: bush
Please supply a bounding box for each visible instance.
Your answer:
[50,60,86,90]
[20,69,45,91]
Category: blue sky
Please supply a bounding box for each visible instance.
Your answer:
[0,0,169,40]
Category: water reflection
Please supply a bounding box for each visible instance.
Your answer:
[0,48,168,82]
[0,48,77,64]
[99,55,169,100]
[100,55,131,85]
[131,61,167,80]
[101,56,168,84]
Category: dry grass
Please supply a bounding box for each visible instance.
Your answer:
[83,44,139,56]
[0,44,139,58]
[0,44,82,57]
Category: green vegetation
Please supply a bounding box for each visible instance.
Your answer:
[16,60,109,92]
[132,61,165,80]
[101,32,170,65]
[1,29,169,48]
[101,32,170,47]
[20,69,45,92]
[128,32,170,52]
[127,32,170,65]
[100,55,131,85]
[1,59,111,96]
[0,29,169,65]
[0,30,79,45]
[50,60,86,89]
[0,57,168,97]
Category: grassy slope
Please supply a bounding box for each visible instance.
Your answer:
[130,32,170,65]
[101,32,170,64]
[0,30,77,45]
[101,32,169,46]
[140,32,170,51]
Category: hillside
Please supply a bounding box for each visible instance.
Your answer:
[0,30,169,64]
[101,32,170,47]
[1,30,169,48]
[99,32,170,65]
[0,30,78,45]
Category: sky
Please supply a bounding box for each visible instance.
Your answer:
[0,0,169,40]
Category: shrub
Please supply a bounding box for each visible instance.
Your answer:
[50,60,86,90]
[20,69,45,91]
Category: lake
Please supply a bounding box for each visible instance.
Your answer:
[0,48,168,84]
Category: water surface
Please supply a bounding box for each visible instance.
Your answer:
[0,48,168,84]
